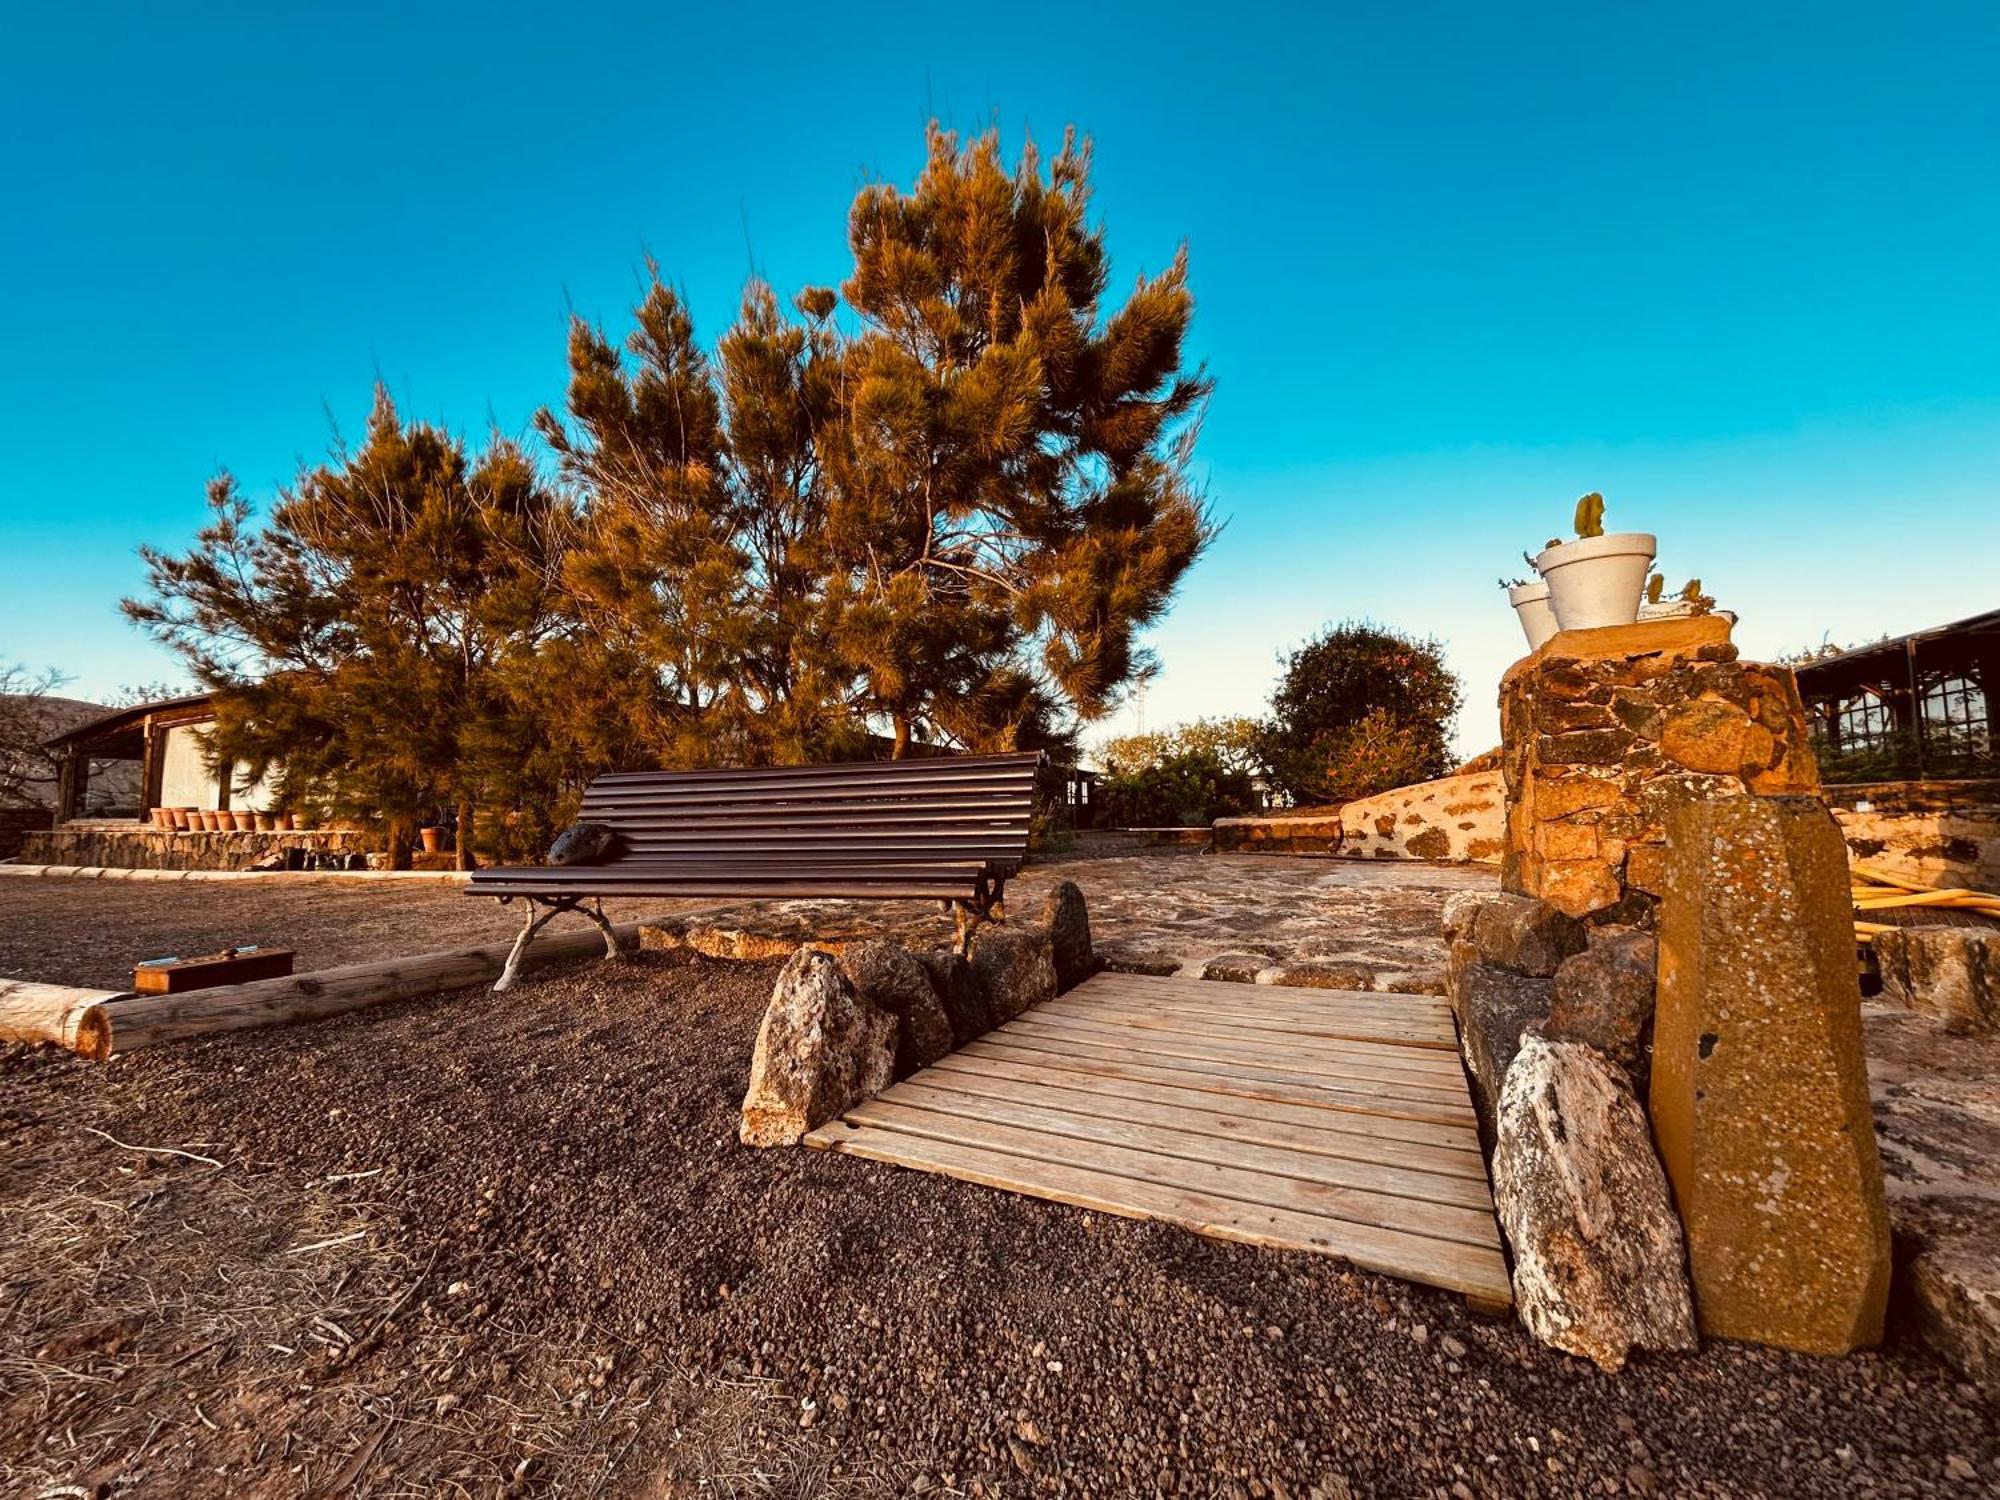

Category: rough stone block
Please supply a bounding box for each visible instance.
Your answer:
[740,948,897,1147]
[1492,1034,1697,1372]
[1652,796,1892,1353]
[838,939,954,1078]
[1466,893,1587,977]
[969,924,1058,1022]
[916,950,993,1047]
[1447,939,1553,1140]
[1040,880,1096,993]
[1903,1228,2000,1397]
[1873,926,2000,1036]
[1546,928,1657,1089]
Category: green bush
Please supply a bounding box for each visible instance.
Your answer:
[1253,621,1461,805]
[1099,748,1259,827]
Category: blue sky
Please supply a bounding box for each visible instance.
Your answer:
[3,2,1997,755]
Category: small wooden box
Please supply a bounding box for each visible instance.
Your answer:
[132,947,295,994]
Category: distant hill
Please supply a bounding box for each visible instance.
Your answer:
[1,694,132,810]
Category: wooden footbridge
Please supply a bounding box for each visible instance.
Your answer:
[806,970,1511,1308]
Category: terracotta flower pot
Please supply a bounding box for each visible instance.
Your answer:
[277,812,295,831]
[202,811,222,831]
[231,810,255,831]
[419,825,445,854]
[168,808,187,831]
[255,812,276,832]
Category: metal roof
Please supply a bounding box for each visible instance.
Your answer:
[42,691,214,749]
[1790,607,2000,682]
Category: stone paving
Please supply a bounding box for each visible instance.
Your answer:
[641,848,1498,995]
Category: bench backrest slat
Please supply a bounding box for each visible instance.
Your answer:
[572,751,1044,875]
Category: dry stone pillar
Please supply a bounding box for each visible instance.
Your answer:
[1651,795,1891,1353]
[1498,615,1819,924]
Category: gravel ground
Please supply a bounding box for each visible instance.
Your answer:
[3,950,1994,1498]
[0,878,672,989]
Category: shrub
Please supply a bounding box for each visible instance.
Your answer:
[1099,748,1259,828]
[1254,621,1461,805]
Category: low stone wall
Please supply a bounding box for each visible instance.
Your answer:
[1211,814,1343,855]
[16,823,370,872]
[1338,770,1504,863]
[1822,780,2000,891]
[0,808,54,860]
[1125,826,1212,849]
[1208,770,1504,863]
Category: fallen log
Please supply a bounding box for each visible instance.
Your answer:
[25,921,645,1059]
[0,980,125,1060]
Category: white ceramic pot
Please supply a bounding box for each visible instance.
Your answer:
[1533,532,1657,631]
[1507,580,1560,651]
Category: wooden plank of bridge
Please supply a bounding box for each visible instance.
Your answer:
[806,970,1511,1309]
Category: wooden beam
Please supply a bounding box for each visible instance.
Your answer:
[17,920,646,1059]
[0,980,123,1059]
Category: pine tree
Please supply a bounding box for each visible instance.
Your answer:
[820,125,1214,755]
[124,390,577,867]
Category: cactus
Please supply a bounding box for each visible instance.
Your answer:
[1646,573,1665,604]
[1680,577,1703,601]
[1573,492,1605,539]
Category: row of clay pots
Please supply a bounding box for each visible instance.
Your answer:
[147,807,306,833]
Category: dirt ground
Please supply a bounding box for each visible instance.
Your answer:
[4,949,1995,1499]
[0,844,1485,995]
[0,878,672,990]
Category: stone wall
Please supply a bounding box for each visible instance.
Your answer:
[1821,780,2000,891]
[1499,616,1820,921]
[16,823,370,872]
[1207,771,1504,863]
[1337,770,1504,863]
[0,807,54,860]
[1210,814,1343,855]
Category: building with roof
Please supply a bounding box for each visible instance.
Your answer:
[1794,608,1997,782]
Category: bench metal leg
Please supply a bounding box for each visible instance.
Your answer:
[952,878,1007,957]
[493,895,619,992]
[579,897,621,959]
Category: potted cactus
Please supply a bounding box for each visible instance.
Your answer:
[1502,576,1559,651]
[1532,493,1656,631]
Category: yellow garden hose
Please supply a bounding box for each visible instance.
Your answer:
[1849,860,2000,943]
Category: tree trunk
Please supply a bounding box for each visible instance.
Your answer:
[455,799,477,871]
[891,714,911,760]
[387,815,414,871]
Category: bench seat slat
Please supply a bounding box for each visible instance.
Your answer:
[470,753,1043,910]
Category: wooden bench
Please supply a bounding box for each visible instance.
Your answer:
[468,751,1045,989]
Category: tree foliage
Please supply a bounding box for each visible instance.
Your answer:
[124,121,1214,860]
[1253,621,1462,806]
[125,393,577,866]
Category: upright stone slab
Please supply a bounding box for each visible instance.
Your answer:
[1498,615,1819,922]
[1651,796,1891,1353]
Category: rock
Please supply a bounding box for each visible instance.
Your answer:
[1465,893,1587,977]
[1545,928,1657,1088]
[548,821,619,865]
[1440,890,1495,943]
[916,949,993,1047]
[1041,880,1096,993]
[969,925,1057,1022]
[1653,796,1892,1353]
[1267,958,1377,991]
[1903,1229,2000,1397]
[838,940,954,1077]
[1199,952,1271,984]
[1491,1034,1697,1372]
[1873,927,2000,1035]
[739,947,897,1147]
[1446,940,1552,1140]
